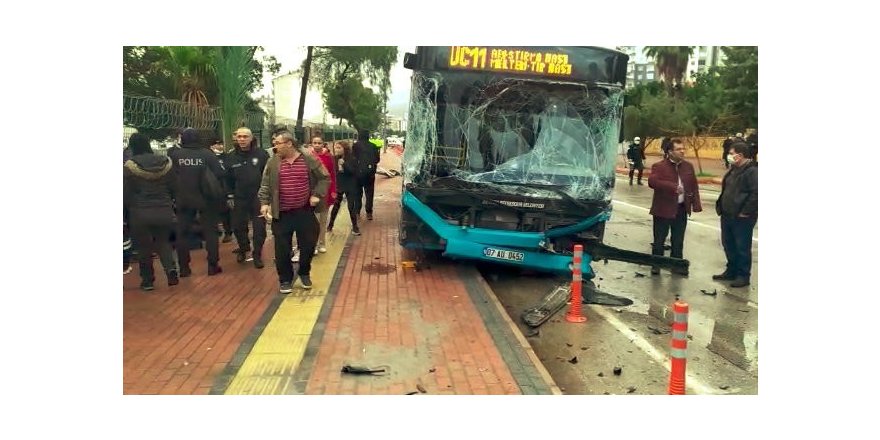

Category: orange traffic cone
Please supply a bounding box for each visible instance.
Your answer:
[565,245,587,323]
[668,298,689,394]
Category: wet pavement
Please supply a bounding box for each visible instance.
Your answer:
[481,181,758,394]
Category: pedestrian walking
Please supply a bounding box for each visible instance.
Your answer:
[327,140,361,235]
[352,129,380,221]
[627,136,645,185]
[259,132,330,293]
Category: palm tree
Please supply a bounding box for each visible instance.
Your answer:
[213,46,256,150]
[643,46,694,96]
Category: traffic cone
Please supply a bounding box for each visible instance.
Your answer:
[668,298,689,394]
[566,245,587,323]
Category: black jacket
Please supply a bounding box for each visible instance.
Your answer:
[225,146,270,200]
[168,143,226,209]
[334,152,359,194]
[124,154,176,225]
[717,160,758,218]
[352,139,379,177]
[626,143,644,167]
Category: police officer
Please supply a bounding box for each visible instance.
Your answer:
[627,136,645,185]
[168,127,226,276]
[210,139,234,243]
[225,127,270,268]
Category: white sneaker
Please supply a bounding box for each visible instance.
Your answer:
[318,245,327,253]
[123,265,132,275]
[291,250,300,263]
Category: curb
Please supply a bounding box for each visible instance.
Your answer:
[615,168,722,186]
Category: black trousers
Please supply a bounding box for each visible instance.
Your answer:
[176,207,220,268]
[720,215,757,279]
[629,165,644,184]
[652,204,688,259]
[355,173,376,215]
[219,205,232,235]
[328,190,359,229]
[131,219,176,282]
[272,208,319,283]
[232,196,266,258]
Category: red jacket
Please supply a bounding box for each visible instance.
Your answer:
[314,150,336,205]
[648,158,702,219]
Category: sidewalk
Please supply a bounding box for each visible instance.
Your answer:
[123,150,559,395]
[616,153,728,188]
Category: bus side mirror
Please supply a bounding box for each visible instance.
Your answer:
[404,53,416,70]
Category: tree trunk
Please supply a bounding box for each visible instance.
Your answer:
[296,46,313,132]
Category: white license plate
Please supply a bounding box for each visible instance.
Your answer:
[482,247,524,262]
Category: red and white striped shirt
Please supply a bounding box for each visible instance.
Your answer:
[279,155,310,211]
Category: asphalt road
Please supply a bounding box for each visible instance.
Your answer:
[481,177,759,395]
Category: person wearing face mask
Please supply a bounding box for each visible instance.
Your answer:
[627,136,645,185]
[647,138,702,275]
[713,142,758,288]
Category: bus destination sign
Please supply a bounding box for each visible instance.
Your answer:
[448,46,573,77]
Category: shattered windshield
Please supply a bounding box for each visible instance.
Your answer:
[404,70,623,201]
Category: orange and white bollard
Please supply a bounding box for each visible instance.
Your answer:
[565,245,587,323]
[668,299,689,394]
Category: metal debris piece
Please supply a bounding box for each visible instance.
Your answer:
[597,372,604,377]
[634,272,646,278]
[701,289,718,296]
[416,384,427,393]
[568,356,578,364]
[428,368,436,373]
[405,391,419,395]
[738,309,750,313]
[565,343,573,347]
[603,392,610,395]
[626,386,636,394]
[580,346,588,350]
[525,328,540,338]
[341,365,386,375]
[719,385,730,390]
[613,367,622,376]
[687,335,693,340]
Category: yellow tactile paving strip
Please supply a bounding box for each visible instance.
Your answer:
[224,215,351,395]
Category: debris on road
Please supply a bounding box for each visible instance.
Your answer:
[701,289,718,296]
[635,272,646,278]
[597,372,604,377]
[566,343,573,347]
[568,356,578,364]
[613,367,622,376]
[525,328,540,338]
[341,364,386,375]
[626,386,636,394]
[719,385,730,390]
[416,384,427,393]
[405,391,419,395]
[429,367,436,373]
[647,326,670,335]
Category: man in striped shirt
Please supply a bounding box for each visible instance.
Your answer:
[259,132,330,293]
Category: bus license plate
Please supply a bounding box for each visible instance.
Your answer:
[483,247,524,262]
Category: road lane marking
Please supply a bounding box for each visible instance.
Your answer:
[611,200,758,243]
[591,306,721,395]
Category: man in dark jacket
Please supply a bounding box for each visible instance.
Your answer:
[226,127,270,268]
[713,142,758,288]
[352,129,380,220]
[259,132,330,293]
[168,127,226,276]
[626,136,645,185]
[647,138,702,275]
[124,133,179,291]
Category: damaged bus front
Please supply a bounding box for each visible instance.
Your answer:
[399,46,687,278]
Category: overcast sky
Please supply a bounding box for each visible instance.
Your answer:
[255,46,416,122]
